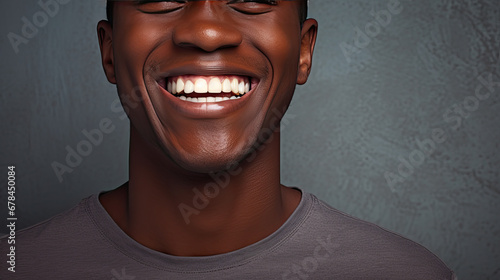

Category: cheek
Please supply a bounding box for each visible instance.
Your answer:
[250,17,302,128]
[114,21,176,110]
[112,16,168,110]
[265,34,299,72]
[112,18,171,145]
[113,16,167,79]
[255,24,301,103]
[249,12,302,84]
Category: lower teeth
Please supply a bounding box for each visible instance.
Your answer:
[178,96,242,102]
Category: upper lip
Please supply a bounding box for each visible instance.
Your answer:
[151,62,263,83]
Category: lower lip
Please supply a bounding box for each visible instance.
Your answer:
[156,81,257,119]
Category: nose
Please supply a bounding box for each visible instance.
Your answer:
[172,2,243,52]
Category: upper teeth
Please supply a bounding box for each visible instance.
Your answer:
[167,76,250,96]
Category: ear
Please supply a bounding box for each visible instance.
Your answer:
[97,20,116,84]
[297,19,318,85]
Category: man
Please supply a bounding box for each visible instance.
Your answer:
[1,1,456,279]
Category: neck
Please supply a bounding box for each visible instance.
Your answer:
[100,125,301,256]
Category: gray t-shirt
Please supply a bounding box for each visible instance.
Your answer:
[1,188,456,279]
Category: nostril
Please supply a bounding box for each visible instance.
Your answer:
[172,22,243,52]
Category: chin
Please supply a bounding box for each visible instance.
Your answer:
[173,152,244,174]
[167,144,249,174]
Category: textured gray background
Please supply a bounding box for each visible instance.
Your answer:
[1,0,499,279]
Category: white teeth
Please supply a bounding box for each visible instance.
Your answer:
[208,78,222,93]
[222,79,231,93]
[166,76,251,99]
[176,78,184,94]
[172,80,177,94]
[194,79,208,93]
[238,81,245,95]
[184,80,194,94]
[231,78,239,94]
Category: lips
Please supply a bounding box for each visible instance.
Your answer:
[150,70,262,119]
[159,75,251,103]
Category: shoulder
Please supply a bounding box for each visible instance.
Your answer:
[293,192,456,279]
[0,194,104,277]
[1,195,95,244]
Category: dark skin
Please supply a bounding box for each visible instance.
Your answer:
[97,0,317,256]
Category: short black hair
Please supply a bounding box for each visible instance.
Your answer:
[106,0,308,27]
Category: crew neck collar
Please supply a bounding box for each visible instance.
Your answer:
[86,187,313,273]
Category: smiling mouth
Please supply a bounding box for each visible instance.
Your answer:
[159,75,251,103]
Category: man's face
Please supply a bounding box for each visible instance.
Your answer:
[99,0,317,173]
